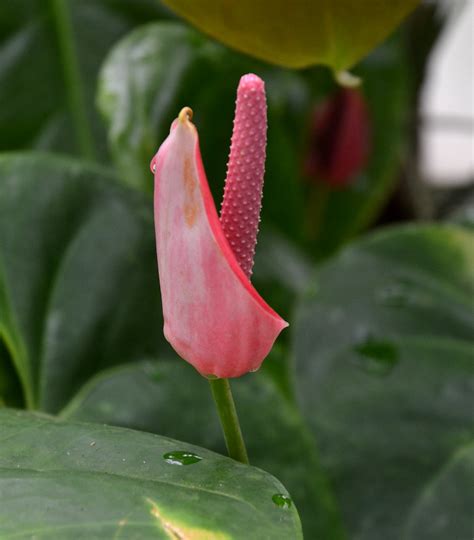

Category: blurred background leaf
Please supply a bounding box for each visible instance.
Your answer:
[160,0,419,70]
[0,0,171,160]
[403,443,474,540]
[294,224,474,539]
[0,153,169,411]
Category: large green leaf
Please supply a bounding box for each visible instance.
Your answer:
[0,0,170,158]
[0,409,302,539]
[61,360,346,539]
[161,0,419,70]
[98,21,410,255]
[0,153,168,411]
[294,224,474,539]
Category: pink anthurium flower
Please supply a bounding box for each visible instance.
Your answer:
[150,74,288,378]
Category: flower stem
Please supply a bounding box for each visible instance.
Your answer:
[50,0,96,161]
[208,378,249,464]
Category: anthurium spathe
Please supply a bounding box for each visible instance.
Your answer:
[151,74,288,379]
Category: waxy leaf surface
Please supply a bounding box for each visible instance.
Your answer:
[62,359,346,539]
[0,409,302,539]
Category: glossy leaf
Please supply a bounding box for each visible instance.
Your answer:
[294,225,474,540]
[61,360,346,540]
[0,153,167,412]
[161,0,419,69]
[0,409,302,539]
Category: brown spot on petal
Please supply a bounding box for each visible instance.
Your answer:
[183,156,199,227]
[184,204,197,227]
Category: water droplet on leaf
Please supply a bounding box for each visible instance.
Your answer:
[163,451,202,466]
[272,493,292,508]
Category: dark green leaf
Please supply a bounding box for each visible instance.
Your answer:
[62,359,346,540]
[0,408,302,539]
[403,443,474,540]
[294,224,474,540]
[0,153,168,412]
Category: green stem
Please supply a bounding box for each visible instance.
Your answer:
[208,378,249,464]
[50,0,96,160]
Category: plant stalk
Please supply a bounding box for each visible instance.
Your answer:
[208,377,249,464]
[50,0,96,160]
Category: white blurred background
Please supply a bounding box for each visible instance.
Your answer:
[421,0,474,186]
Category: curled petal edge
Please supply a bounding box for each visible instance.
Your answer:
[152,111,288,378]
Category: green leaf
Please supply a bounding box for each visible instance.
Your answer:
[0,0,169,158]
[61,360,346,540]
[294,224,474,540]
[161,0,419,70]
[0,153,167,412]
[0,408,302,539]
[403,443,474,540]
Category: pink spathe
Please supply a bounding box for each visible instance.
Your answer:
[151,74,288,378]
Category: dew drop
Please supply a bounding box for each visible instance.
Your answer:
[272,493,292,509]
[163,451,202,466]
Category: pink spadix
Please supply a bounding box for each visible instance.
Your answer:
[151,74,287,378]
[220,74,266,277]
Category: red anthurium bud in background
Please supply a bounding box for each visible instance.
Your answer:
[150,74,288,379]
[304,87,371,188]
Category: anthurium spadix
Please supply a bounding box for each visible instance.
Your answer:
[151,74,288,378]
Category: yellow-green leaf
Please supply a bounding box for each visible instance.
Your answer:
[161,0,419,69]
